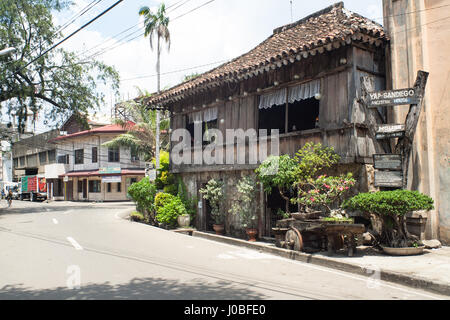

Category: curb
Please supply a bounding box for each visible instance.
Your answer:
[192,231,450,297]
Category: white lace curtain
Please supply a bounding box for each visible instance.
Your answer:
[258,79,321,109]
[188,107,218,123]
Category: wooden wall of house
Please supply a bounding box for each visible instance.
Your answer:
[169,43,387,171]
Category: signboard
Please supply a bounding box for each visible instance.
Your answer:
[102,176,122,183]
[99,167,121,174]
[374,154,402,171]
[147,170,157,181]
[376,124,405,140]
[374,171,403,188]
[368,88,420,108]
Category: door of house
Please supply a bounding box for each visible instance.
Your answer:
[82,179,87,199]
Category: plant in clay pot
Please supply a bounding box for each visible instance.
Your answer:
[229,176,259,241]
[200,179,225,234]
[343,190,434,252]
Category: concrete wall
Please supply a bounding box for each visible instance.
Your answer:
[54,134,145,170]
[383,0,450,243]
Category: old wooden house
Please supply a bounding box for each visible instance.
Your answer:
[145,2,389,237]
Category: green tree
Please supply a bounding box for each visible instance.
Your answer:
[139,2,170,170]
[102,97,169,162]
[0,0,120,132]
[255,155,297,213]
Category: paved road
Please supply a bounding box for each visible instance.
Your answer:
[0,199,446,300]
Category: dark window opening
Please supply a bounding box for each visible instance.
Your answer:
[74,149,84,165]
[19,156,25,167]
[92,147,98,163]
[108,147,120,163]
[48,150,56,163]
[77,180,83,193]
[258,104,285,135]
[89,180,101,193]
[39,151,47,164]
[131,146,139,161]
[13,158,18,168]
[107,183,111,193]
[186,121,195,148]
[202,119,218,145]
[117,182,121,193]
[58,155,69,164]
[288,97,320,132]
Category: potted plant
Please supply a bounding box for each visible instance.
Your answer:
[229,176,259,241]
[200,179,225,235]
[342,190,434,255]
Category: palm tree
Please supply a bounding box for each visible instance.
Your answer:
[139,2,170,171]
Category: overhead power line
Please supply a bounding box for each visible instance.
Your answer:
[17,0,124,74]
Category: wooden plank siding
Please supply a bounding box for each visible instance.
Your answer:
[168,43,386,172]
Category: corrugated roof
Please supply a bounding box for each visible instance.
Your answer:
[50,121,135,142]
[144,2,386,107]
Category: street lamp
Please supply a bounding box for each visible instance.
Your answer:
[0,47,16,57]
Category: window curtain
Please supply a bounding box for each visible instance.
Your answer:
[288,79,321,104]
[203,107,218,122]
[188,110,203,123]
[258,88,287,109]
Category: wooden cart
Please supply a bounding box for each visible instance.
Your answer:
[272,218,365,257]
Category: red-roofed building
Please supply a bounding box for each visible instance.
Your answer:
[45,119,146,202]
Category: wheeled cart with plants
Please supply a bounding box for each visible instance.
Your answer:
[272,217,365,257]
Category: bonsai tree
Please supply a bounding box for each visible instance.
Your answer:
[295,173,356,214]
[291,142,342,213]
[342,190,434,248]
[199,179,225,225]
[255,155,297,213]
[229,176,259,229]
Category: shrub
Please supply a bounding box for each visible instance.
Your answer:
[127,178,157,223]
[342,190,434,247]
[229,176,259,229]
[199,179,225,225]
[155,192,176,212]
[130,211,145,222]
[155,196,188,228]
[176,177,197,221]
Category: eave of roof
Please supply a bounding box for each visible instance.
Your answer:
[49,122,135,142]
[144,1,387,107]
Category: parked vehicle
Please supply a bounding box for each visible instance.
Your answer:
[19,175,47,201]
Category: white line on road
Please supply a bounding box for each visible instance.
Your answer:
[67,237,83,251]
[52,218,58,225]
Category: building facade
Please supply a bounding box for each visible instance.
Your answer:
[48,122,146,202]
[145,3,389,237]
[383,0,450,243]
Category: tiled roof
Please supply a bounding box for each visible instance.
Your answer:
[145,2,386,106]
[50,121,135,142]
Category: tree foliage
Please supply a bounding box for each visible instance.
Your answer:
[0,0,119,131]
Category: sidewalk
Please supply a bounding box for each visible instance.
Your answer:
[191,231,450,296]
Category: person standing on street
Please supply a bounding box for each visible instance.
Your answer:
[6,190,13,207]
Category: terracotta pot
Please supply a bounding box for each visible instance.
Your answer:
[213,224,225,235]
[246,228,258,242]
[381,246,425,256]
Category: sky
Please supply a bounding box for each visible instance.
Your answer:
[35,0,383,132]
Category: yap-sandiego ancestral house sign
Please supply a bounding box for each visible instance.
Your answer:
[367,88,420,108]
[361,70,429,189]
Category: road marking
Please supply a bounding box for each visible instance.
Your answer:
[52,218,58,225]
[66,237,83,250]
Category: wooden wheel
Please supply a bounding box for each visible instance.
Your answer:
[285,228,304,252]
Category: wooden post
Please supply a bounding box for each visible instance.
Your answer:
[360,76,391,154]
[394,71,429,189]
